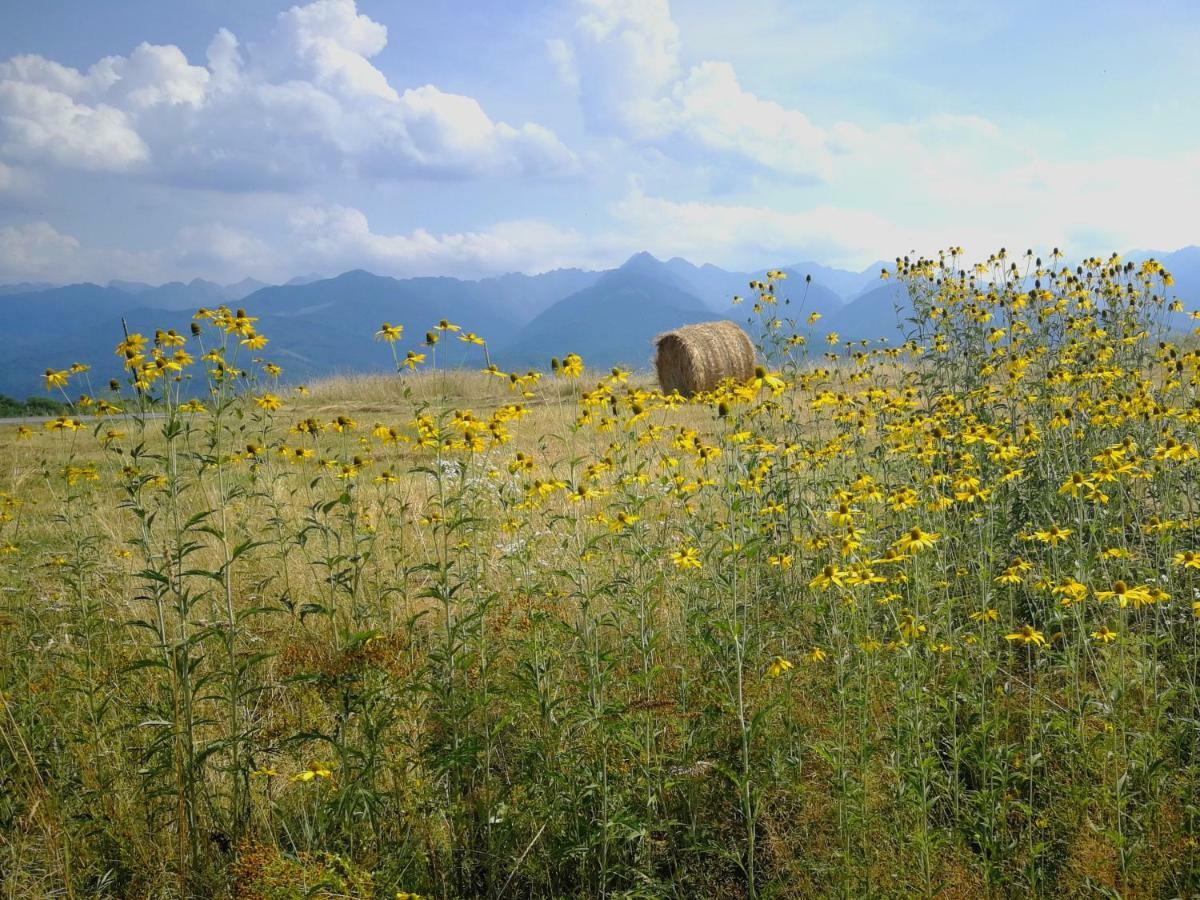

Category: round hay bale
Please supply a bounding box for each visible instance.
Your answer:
[654,320,756,396]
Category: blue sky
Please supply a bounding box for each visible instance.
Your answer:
[1,0,1197,284]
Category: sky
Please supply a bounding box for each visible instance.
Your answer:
[1,0,1198,285]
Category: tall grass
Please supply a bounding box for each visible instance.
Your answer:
[1,252,1199,897]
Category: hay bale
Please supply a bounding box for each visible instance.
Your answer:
[654,320,756,396]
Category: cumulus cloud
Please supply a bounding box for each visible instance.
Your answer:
[173,223,278,275]
[0,221,83,277]
[561,0,835,180]
[284,205,622,278]
[0,78,148,171]
[545,39,579,90]
[0,0,577,189]
[0,220,168,282]
[557,2,1016,189]
[0,219,276,283]
[7,141,1200,287]
[1,208,615,284]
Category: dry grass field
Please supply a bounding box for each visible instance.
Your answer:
[2,251,1200,897]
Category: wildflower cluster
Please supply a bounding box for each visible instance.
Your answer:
[3,251,1200,896]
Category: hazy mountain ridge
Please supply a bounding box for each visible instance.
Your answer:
[500,255,716,368]
[5,247,1197,399]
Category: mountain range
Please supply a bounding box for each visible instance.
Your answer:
[4,247,1198,400]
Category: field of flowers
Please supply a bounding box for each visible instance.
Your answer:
[2,249,1199,897]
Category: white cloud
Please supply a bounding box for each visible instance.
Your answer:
[278,192,916,279]
[0,220,181,283]
[285,205,622,277]
[572,0,681,135]
[0,0,577,188]
[0,221,82,277]
[0,55,89,94]
[545,39,579,89]
[92,43,211,111]
[0,208,615,285]
[7,147,1200,288]
[610,188,905,268]
[0,80,148,171]
[365,86,576,178]
[562,0,834,180]
[173,223,278,275]
[952,151,1200,257]
[268,0,395,101]
[0,219,257,283]
[669,61,833,180]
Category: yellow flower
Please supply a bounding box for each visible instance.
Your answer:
[376,322,404,342]
[1030,524,1072,545]
[458,331,486,346]
[1173,550,1200,570]
[1051,578,1088,605]
[1090,626,1118,643]
[1005,624,1046,647]
[116,333,147,356]
[670,546,701,569]
[898,611,926,639]
[560,353,584,378]
[292,761,333,782]
[827,502,855,526]
[750,366,786,393]
[765,656,793,678]
[892,526,939,554]
[44,368,70,390]
[1093,580,1154,608]
[970,608,999,622]
[45,416,84,431]
[993,567,1023,586]
[1058,471,1095,497]
[809,563,847,590]
[612,511,640,531]
[255,393,282,411]
[807,646,828,663]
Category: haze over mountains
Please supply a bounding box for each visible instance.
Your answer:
[4,247,1198,400]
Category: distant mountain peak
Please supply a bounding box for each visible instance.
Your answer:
[621,250,662,267]
[604,251,695,293]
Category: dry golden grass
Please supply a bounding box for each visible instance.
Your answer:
[3,257,1200,898]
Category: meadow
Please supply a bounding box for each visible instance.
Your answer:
[2,249,1200,897]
